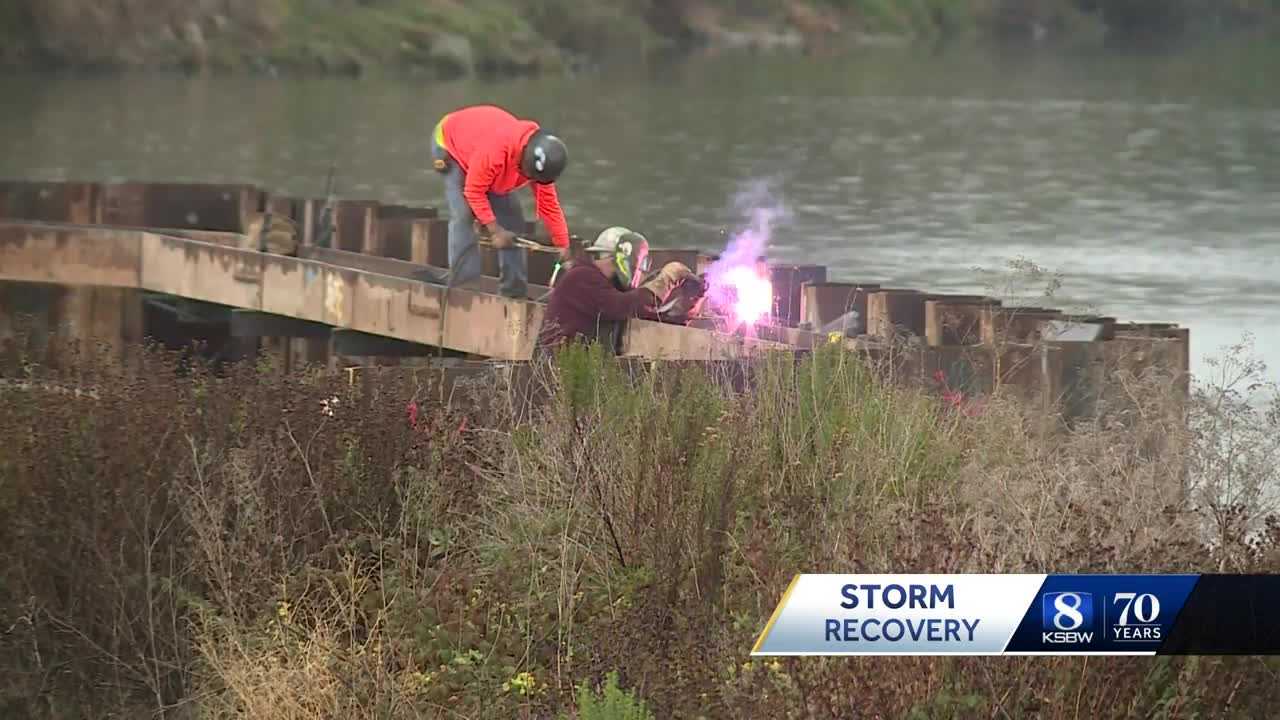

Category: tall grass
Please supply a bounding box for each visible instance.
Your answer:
[1,325,1278,718]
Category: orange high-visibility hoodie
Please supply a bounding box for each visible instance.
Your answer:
[437,105,570,248]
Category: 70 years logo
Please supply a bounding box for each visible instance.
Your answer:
[1109,592,1163,642]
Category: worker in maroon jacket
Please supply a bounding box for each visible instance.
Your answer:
[430,104,571,298]
[537,226,695,352]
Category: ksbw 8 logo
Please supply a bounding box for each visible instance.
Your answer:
[1041,592,1095,644]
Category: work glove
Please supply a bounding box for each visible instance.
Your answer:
[476,221,517,250]
[641,261,695,303]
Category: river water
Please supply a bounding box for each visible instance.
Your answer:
[1,41,1277,384]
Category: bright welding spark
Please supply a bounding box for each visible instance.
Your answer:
[704,180,790,330]
[723,266,773,326]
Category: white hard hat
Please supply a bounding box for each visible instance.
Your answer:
[584,226,647,254]
[583,226,651,289]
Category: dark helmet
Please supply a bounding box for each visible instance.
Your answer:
[520,129,568,184]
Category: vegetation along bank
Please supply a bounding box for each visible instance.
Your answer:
[1,0,1278,77]
[1,319,1278,717]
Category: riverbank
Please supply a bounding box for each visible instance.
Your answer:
[2,0,1277,78]
[1,327,1277,717]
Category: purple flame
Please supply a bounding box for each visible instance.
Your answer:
[705,183,790,329]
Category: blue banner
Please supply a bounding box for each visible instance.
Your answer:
[1003,574,1199,654]
[752,573,1280,656]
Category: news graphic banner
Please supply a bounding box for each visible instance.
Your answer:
[752,574,1280,655]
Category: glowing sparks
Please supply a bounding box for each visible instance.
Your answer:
[704,182,789,331]
[721,265,773,326]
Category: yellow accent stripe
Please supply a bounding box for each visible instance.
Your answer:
[752,574,801,654]
[433,114,449,150]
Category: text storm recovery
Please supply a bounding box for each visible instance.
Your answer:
[825,583,980,644]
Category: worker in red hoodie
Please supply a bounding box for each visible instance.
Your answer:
[430,104,571,298]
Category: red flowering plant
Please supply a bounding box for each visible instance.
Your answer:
[933,369,985,418]
[406,398,469,440]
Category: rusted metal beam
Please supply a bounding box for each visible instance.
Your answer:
[230,310,332,338]
[333,329,438,356]
[100,182,262,232]
[980,306,1065,344]
[619,317,795,359]
[870,286,988,338]
[769,264,827,328]
[1041,316,1115,343]
[866,289,929,338]
[1062,315,1117,341]
[902,339,1106,424]
[924,296,1001,346]
[0,181,99,224]
[682,317,825,350]
[847,336,931,385]
[297,245,552,299]
[52,286,145,364]
[0,222,803,362]
[0,222,143,287]
[992,342,1044,403]
[0,221,542,359]
[409,218,449,266]
[376,204,437,261]
[649,249,701,271]
[1108,323,1191,395]
[0,180,1193,388]
[1041,340,1105,421]
[141,294,229,325]
[925,345,995,395]
[800,282,880,335]
[0,180,268,233]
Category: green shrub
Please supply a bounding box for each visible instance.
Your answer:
[565,671,655,720]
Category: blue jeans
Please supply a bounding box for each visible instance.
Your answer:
[431,140,528,298]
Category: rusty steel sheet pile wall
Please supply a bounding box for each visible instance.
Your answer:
[0,222,545,360]
[0,221,796,362]
[0,179,1192,417]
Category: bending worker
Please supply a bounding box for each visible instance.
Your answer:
[431,104,571,298]
[537,226,695,351]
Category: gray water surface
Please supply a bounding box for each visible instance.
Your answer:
[2,43,1277,382]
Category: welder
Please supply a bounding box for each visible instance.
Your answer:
[536,226,696,352]
[430,104,571,298]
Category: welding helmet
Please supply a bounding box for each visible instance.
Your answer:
[520,129,568,184]
[585,226,650,290]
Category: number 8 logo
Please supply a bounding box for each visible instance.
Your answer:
[1052,593,1086,631]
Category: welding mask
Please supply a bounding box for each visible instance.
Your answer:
[586,226,651,291]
